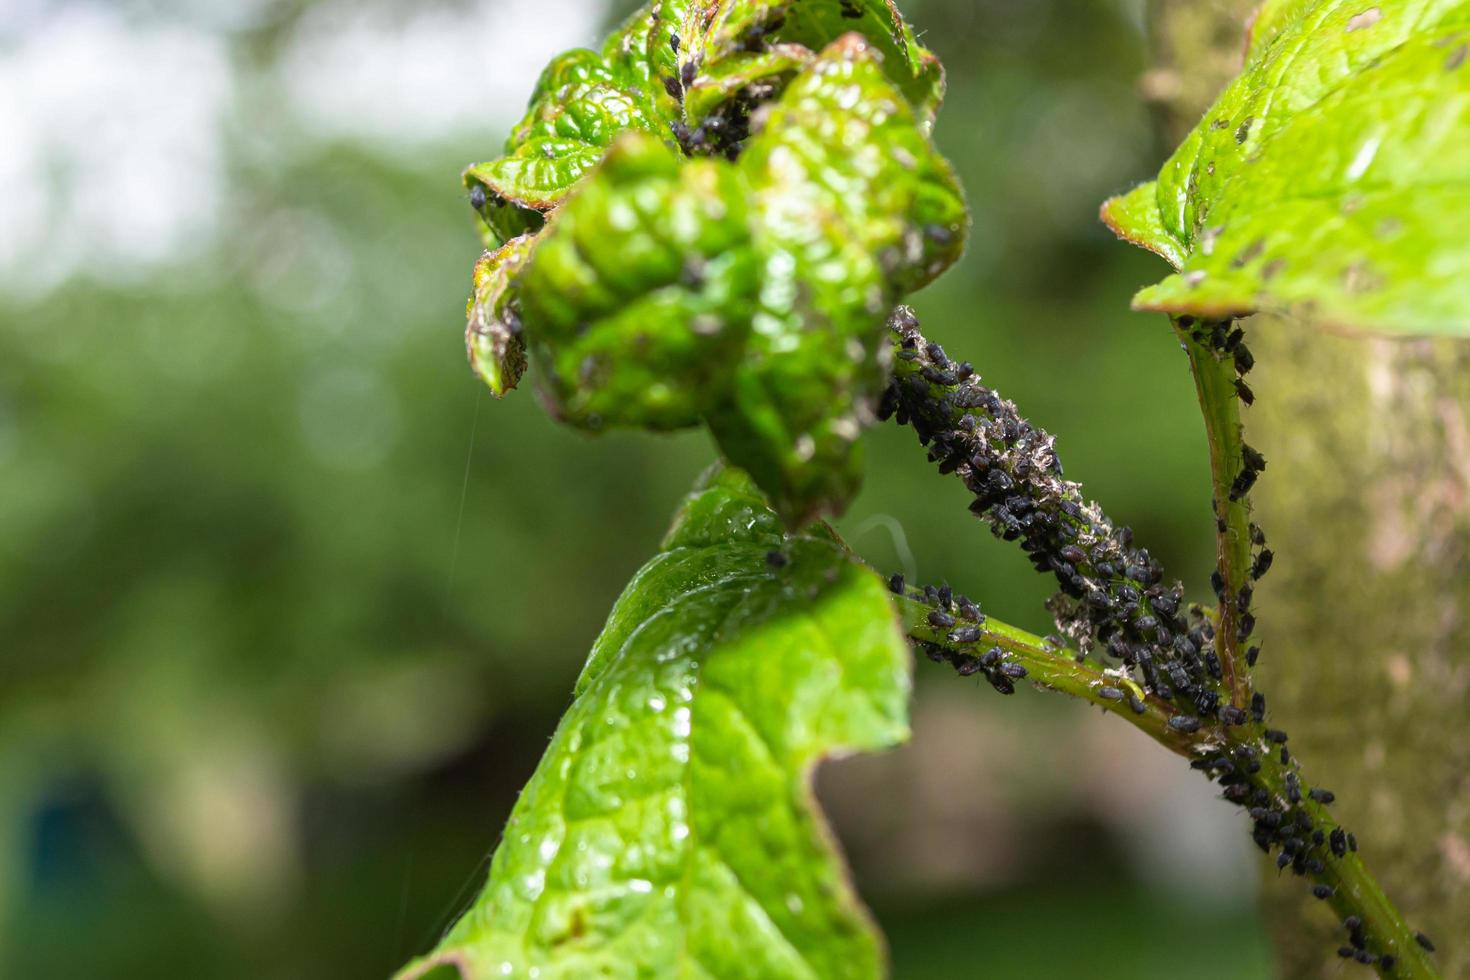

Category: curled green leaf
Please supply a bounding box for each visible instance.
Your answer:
[466,234,537,396]
[517,135,758,429]
[459,1,965,523]
[647,0,945,140]
[710,33,965,524]
[395,467,911,980]
[464,46,664,244]
[1103,0,1470,334]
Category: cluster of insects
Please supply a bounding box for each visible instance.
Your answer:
[664,20,784,161]
[879,306,1212,708]
[886,575,1037,695]
[1182,316,1276,672]
[874,306,1435,971]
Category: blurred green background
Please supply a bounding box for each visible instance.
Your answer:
[0,0,1275,976]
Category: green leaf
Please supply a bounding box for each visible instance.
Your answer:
[647,0,945,135]
[1102,0,1470,334]
[516,135,758,430]
[708,33,966,525]
[395,467,911,980]
[765,0,947,126]
[463,46,666,243]
[466,234,537,396]
[459,2,965,524]
[463,0,948,245]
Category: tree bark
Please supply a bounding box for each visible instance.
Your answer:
[1144,3,1470,976]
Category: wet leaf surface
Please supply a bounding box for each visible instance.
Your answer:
[1103,0,1470,334]
[396,468,910,980]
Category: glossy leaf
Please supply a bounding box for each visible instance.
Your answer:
[395,467,911,980]
[1102,0,1470,334]
[763,0,946,125]
[516,136,758,430]
[466,234,537,396]
[711,33,966,524]
[648,0,945,135]
[464,46,665,244]
[459,1,964,523]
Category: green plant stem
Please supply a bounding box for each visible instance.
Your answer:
[1251,745,1438,978]
[900,594,1436,978]
[891,591,1203,753]
[1178,321,1254,710]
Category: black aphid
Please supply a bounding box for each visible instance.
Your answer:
[1415,932,1436,952]
[889,573,905,595]
[1242,444,1266,474]
[954,655,984,677]
[1313,884,1334,899]
[927,609,956,629]
[1168,715,1202,733]
[1097,686,1124,701]
[1000,661,1028,679]
[949,624,982,644]
[1309,788,1335,804]
[469,184,488,210]
[765,550,788,568]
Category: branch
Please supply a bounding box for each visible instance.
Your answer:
[879,307,1223,715]
[878,306,1438,978]
[893,586,1435,973]
[889,587,1201,753]
[1176,317,1261,710]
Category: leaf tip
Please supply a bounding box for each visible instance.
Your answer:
[1100,181,1186,269]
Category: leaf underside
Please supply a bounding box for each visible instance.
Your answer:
[396,467,911,980]
[1102,0,1470,335]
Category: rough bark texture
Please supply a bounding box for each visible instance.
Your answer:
[1146,3,1470,977]
[1253,332,1470,978]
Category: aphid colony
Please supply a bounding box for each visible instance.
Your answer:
[879,306,1211,710]
[664,19,785,162]
[886,574,1034,696]
[875,306,1435,971]
[1182,314,1274,678]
